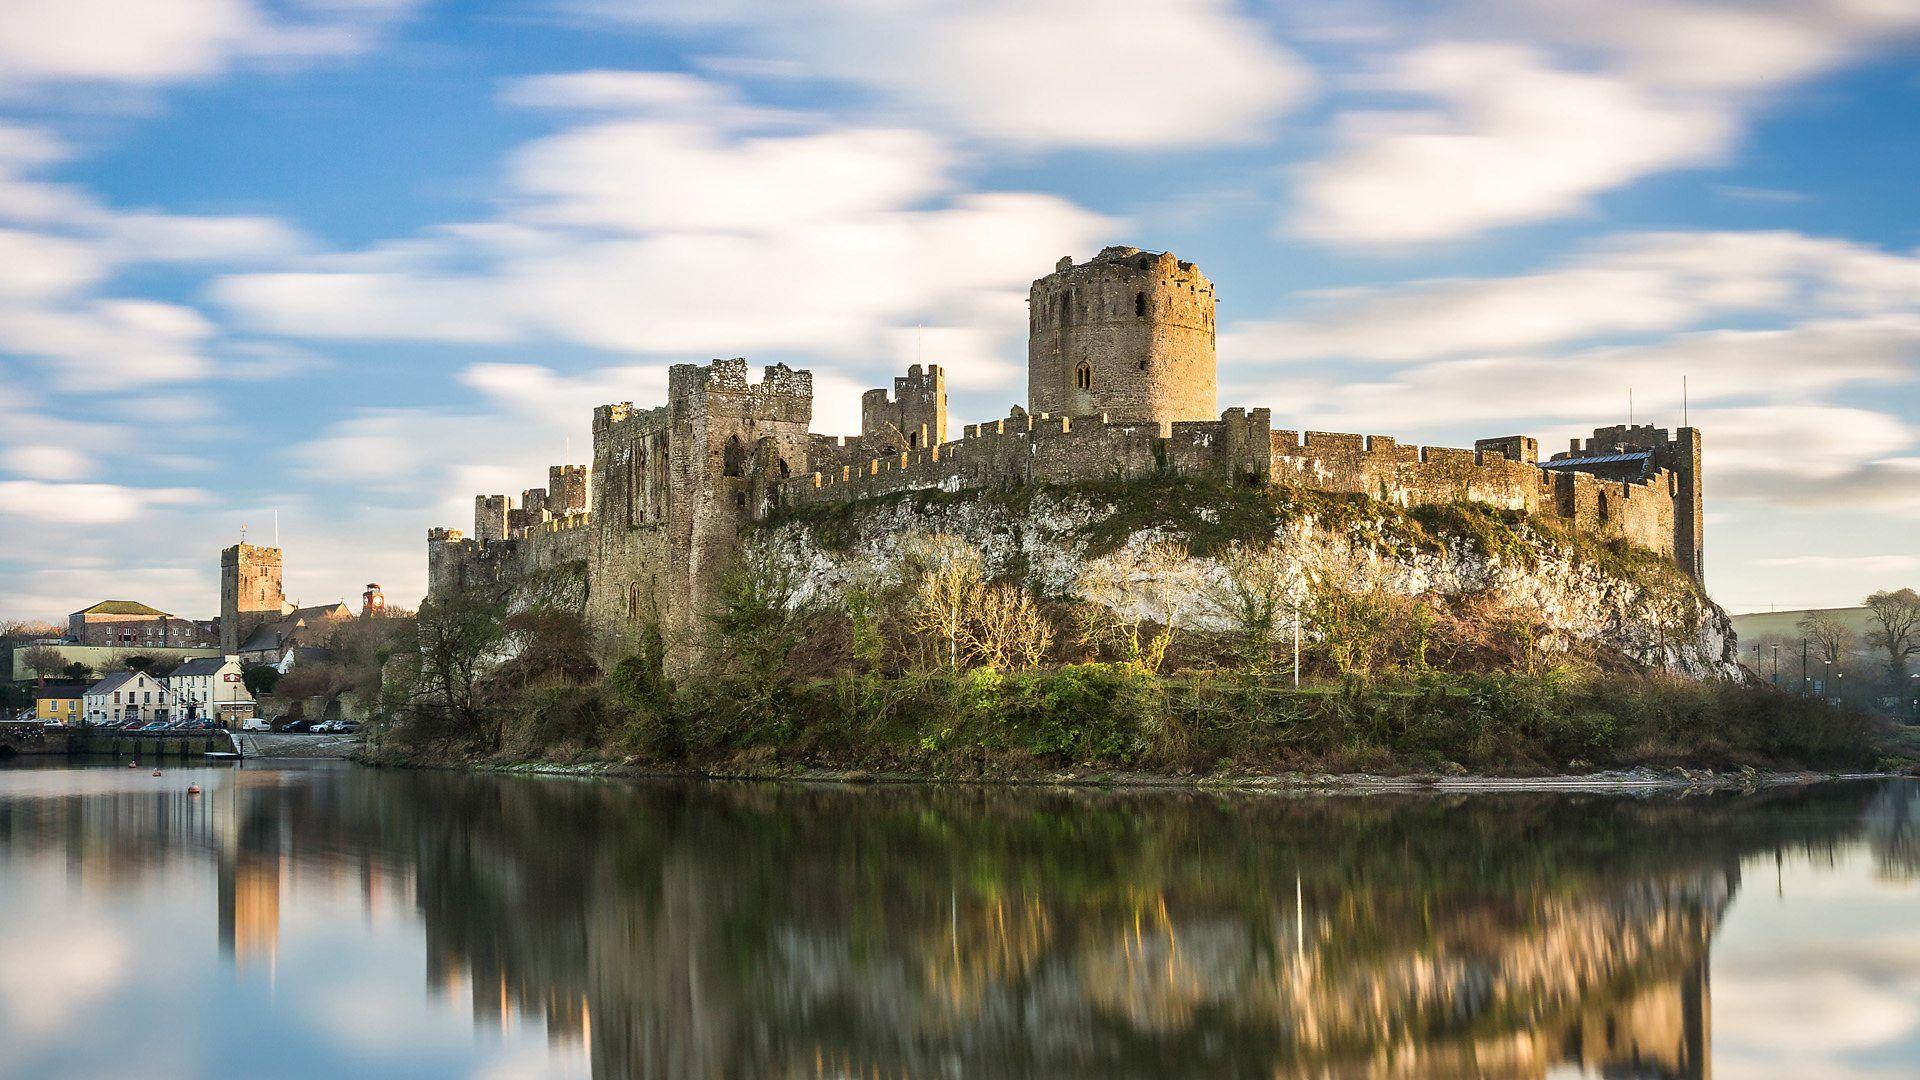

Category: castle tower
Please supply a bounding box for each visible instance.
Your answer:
[548,465,589,514]
[220,542,288,653]
[1028,246,1216,431]
[860,363,947,453]
[474,495,511,544]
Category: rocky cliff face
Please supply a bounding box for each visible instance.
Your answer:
[756,482,1739,679]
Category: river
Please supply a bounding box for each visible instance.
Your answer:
[0,761,1915,1079]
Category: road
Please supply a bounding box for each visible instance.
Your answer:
[234,732,362,758]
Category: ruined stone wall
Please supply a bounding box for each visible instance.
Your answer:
[579,359,814,670]
[1028,247,1216,431]
[586,400,674,655]
[859,363,946,453]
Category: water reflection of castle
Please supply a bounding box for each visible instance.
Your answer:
[389,783,1801,1080]
[18,771,1913,1079]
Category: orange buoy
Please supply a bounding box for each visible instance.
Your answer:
[187,784,202,796]
[151,769,161,777]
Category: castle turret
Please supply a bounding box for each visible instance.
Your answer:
[1028,246,1216,432]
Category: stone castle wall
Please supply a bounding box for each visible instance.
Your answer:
[790,412,1685,564]
[429,248,1704,673]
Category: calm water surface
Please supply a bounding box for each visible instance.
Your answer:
[0,762,1915,1079]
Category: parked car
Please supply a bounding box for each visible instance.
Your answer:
[282,719,318,733]
[241,717,271,732]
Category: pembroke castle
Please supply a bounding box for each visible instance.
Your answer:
[429,246,1703,667]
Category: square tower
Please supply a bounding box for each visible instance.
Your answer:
[220,543,288,653]
[860,363,947,453]
[1028,246,1217,431]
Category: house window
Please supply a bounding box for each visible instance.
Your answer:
[113,692,120,704]
[1074,361,1092,391]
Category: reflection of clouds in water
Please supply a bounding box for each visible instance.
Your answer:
[0,905,129,1035]
[1716,971,1917,1054]
[1715,849,1920,1074]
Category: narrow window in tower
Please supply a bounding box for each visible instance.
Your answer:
[1057,292,1068,325]
[908,431,919,449]
[722,435,745,478]
[1597,493,1611,522]
[1135,291,1146,317]
[1075,361,1092,391]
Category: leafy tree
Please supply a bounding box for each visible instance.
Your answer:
[60,661,94,682]
[409,588,508,746]
[711,537,809,677]
[242,665,282,695]
[1201,538,1310,674]
[1864,588,1920,688]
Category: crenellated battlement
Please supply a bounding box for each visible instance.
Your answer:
[430,245,1706,675]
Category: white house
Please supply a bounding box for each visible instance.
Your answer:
[164,654,255,727]
[83,670,172,726]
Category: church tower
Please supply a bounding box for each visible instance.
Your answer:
[220,542,288,653]
[1028,246,1217,432]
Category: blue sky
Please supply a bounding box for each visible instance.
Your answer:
[1,0,1918,621]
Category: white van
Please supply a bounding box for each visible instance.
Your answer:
[242,717,272,732]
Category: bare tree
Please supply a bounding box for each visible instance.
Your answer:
[903,534,987,670]
[961,585,1054,670]
[21,646,68,680]
[1797,611,1853,666]
[1201,538,1310,674]
[1864,588,1920,686]
[1074,539,1192,674]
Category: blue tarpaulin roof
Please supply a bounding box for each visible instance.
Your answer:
[1539,451,1653,469]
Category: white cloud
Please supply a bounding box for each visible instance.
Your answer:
[0,228,107,301]
[1226,231,1920,364]
[0,299,217,387]
[1,443,92,481]
[214,78,1114,367]
[0,0,423,91]
[1240,318,1920,434]
[584,0,1310,150]
[1703,405,1920,515]
[95,211,306,262]
[1484,0,1920,92]
[1753,554,1920,573]
[508,121,953,233]
[1291,44,1734,245]
[0,480,207,524]
[1291,2,1920,244]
